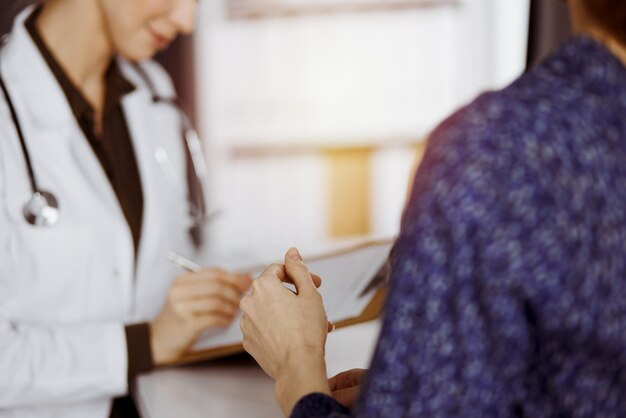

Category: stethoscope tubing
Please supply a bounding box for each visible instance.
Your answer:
[133,63,209,227]
[0,67,40,195]
[0,34,207,232]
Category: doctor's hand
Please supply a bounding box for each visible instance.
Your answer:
[328,368,368,408]
[240,248,331,417]
[150,269,252,365]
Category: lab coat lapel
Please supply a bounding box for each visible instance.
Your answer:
[119,61,195,319]
[1,7,124,218]
[1,7,73,131]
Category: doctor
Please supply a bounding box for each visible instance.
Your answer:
[0,0,252,417]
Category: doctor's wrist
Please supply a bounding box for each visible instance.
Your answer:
[148,318,188,365]
[148,321,174,365]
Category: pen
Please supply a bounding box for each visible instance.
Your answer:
[168,251,202,273]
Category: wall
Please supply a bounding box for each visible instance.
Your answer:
[195,0,530,265]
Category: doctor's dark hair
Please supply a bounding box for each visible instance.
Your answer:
[0,0,43,36]
[18,0,45,6]
[0,0,33,36]
[582,0,626,45]
[16,0,46,14]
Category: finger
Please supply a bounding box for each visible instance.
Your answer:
[227,273,253,293]
[259,263,287,282]
[175,268,229,284]
[284,248,316,295]
[239,313,246,334]
[177,272,252,300]
[193,314,234,332]
[252,264,290,294]
[280,272,321,289]
[176,269,252,294]
[332,386,361,408]
[239,294,252,315]
[328,375,342,392]
[328,368,367,391]
[282,273,321,289]
[173,280,242,305]
[310,273,322,288]
[175,270,245,295]
[184,297,239,317]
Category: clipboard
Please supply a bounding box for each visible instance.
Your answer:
[167,238,394,366]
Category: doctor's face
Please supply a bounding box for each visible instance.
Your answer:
[98,0,197,61]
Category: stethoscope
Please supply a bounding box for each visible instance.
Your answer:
[0,57,59,227]
[132,62,210,244]
[0,36,209,235]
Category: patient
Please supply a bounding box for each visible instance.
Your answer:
[239,0,626,416]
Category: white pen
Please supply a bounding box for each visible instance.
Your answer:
[167,251,202,273]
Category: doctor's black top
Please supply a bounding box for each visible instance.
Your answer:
[25,9,153,418]
[25,8,144,254]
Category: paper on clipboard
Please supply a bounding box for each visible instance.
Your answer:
[189,239,393,354]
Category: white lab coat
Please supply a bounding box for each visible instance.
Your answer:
[0,8,196,418]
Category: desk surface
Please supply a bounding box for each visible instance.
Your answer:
[135,320,381,418]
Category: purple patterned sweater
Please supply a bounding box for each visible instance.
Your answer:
[292,36,626,418]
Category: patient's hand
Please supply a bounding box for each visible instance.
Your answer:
[239,248,331,416]
[328,368,368,408]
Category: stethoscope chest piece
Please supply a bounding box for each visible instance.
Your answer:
[23,191,59,227]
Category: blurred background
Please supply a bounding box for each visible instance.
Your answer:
[0,0,571,267]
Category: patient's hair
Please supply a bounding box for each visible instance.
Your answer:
[582,0,626,46]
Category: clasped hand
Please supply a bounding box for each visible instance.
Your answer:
[240,248,365,416]
[239,248,328,379]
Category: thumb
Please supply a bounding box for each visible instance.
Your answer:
[284,248,316,294]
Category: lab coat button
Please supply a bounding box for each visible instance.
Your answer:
[113,269,121,279]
